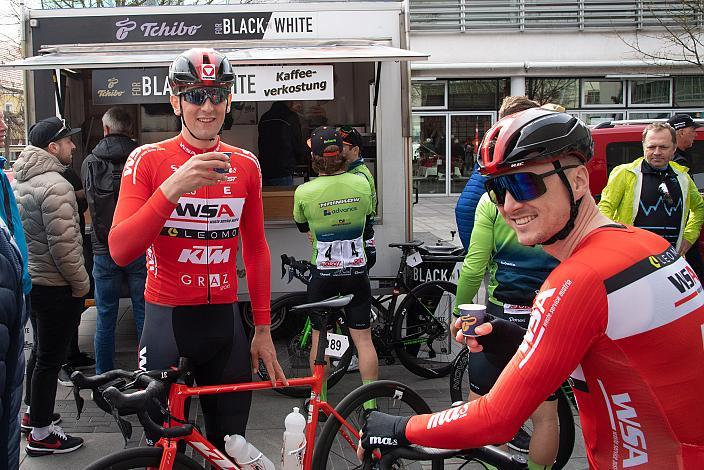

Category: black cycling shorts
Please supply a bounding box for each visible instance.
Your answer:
[307,271,372,330]
[467,301,557,401]
[139,302,252,451]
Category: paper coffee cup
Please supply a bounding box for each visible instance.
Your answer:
[458,304,487,337]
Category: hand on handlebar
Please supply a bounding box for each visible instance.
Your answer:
[356,411,411,461]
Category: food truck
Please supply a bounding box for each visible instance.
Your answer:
[5,1,428,300]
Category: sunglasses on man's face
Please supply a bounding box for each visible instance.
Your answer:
[485,165,579,205]
[179,87,230,106]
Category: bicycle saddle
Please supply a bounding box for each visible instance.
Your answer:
[290,294,353,312]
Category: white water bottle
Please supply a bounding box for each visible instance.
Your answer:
[281,407,306,470]
[224,434,275,470]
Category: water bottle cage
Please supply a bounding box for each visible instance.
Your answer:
[286,438,307,456]
[238,451,266,466]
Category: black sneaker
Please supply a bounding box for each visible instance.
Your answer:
[507,426,531,453]
[66,352,95,370]
[21,412,62,433]
[26,425,84,456]
[57,366,73,387]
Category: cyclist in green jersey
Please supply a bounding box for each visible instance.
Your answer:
[340,125,377,270]
[294,127,378,416]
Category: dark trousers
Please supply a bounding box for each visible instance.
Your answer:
[25,285,83,427]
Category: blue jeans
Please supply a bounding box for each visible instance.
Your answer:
[93,254,146,374]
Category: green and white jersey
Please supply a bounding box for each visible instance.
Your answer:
[294,172,372,276]
[348,159,377,216]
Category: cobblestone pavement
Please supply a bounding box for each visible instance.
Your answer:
[19,197,588,469]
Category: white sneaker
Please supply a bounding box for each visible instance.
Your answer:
[347,354,359,372]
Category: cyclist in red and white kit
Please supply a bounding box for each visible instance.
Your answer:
[361,108,704,468]
[109,48,286,451]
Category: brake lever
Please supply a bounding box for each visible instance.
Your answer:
[110,404,133,447]
[72,385,85,420]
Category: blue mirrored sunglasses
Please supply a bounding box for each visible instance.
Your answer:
[485,165,579,205]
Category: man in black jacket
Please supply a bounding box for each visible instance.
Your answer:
[668,113,700,170]
[257,101,307,186]
[81,107,146,374]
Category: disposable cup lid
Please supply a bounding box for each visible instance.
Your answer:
[458,304,486,312]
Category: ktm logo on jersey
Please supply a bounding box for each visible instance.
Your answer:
[178,245,231,264]
[175,203,236,219]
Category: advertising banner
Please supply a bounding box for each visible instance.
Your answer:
[93,65,333,104]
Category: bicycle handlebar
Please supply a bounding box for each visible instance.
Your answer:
[281,254,312,285]
[70,358,194,440]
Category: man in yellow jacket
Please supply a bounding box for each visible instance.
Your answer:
[599,122,704,264]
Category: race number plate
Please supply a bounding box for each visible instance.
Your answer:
[407,250,423,268]
[325,332,350,358]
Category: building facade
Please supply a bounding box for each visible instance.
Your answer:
[408,0,704,195]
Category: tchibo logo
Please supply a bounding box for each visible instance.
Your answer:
[178,245,231,264]
[368,437,398,446]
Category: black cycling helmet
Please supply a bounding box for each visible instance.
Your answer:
[478,108,592,176]
[168,48,235,94]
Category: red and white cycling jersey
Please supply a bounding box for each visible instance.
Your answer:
[406,226,704,468]
[109,135,271,325]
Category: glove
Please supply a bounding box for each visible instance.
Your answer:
[476,317,527,367]
[361,411,411,450]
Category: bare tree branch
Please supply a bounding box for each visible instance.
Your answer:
[620,0,704,73]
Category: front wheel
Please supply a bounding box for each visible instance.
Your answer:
[84,446,204,469]
[312,380,433,470]
[448,348,576,470]
[392,280,460,378]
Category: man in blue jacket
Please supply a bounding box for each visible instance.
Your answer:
[0,108,28,470]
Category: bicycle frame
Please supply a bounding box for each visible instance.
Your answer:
[152,313,364,470]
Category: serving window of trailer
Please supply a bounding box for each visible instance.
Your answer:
[83,62,379,222]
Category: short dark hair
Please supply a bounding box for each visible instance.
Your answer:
[312,145,348,174]
[499,96,540,119]
[642,123,676,146]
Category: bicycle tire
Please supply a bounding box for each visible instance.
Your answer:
[241,291,306,338]
[312,380,433,470]
[257,292,353,398]
[392,280,460,378]
[448,348,576,469]
[83,446,204,470]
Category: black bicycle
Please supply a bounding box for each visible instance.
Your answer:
[257,241,466,397]
[448,347,576,469]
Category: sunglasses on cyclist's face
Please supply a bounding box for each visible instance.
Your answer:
[179,87,230,106]
[485,165,579,205]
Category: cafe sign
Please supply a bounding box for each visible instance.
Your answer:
[93,65,333,105]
